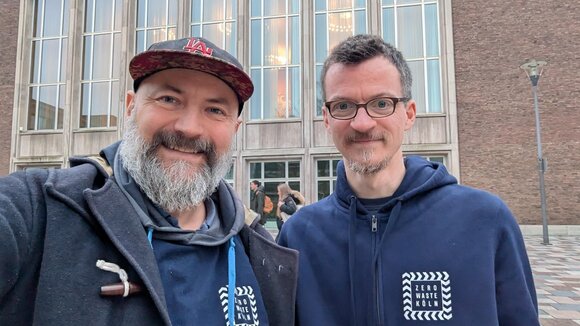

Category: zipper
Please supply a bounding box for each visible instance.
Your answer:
[371,215,381,324]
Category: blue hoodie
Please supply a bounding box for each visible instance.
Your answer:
[103,142,270,326]
[279,156,539,325]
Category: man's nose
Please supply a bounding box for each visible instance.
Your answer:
[350,107,376,132]
[173,107,205,137]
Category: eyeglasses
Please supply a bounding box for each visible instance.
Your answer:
[325,96,410,120]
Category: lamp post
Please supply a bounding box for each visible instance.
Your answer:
[520,59,549,245]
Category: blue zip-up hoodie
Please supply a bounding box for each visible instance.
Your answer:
[279,156,539,325]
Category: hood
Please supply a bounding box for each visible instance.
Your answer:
[334,155,457,212]
[96,141,245,246]
[290,190,306,205]
[336,155,457,323]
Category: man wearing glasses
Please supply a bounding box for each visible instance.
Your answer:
[278,34,539,325]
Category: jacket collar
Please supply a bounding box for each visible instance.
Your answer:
[83,179,172,325]
[49,148,172,325]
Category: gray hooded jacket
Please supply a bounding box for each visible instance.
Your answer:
[0,142,298,325]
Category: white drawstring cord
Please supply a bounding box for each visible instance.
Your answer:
[96,260,130,297]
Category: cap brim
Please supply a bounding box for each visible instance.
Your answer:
[129,50,254,103]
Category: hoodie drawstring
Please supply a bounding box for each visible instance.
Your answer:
[347,196,359,326]
[228,237,236,325]
[146,228,237,326]
[147,227,154,248]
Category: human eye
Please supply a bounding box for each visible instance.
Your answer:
[371,98,394,110]
[333,101,354,112]
[206,105,236,121]
[157,95,179,105]
[208,106,227,116]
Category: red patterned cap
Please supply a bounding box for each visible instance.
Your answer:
[129,37,254,113]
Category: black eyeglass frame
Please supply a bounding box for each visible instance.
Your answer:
[324,96,410,120]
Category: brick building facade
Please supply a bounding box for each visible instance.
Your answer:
[0,1,19,176]
[452,0,580,226]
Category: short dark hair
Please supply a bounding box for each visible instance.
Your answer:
[251,180,261,187]
[320,34,412,101]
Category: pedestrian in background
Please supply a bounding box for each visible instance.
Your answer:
[276,183,298,233]
[250,180,266,224]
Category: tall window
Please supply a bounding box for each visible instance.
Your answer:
[381,0,442,114]
[136,0,178,53]
[191,0,237,56]
[224,163,235,187]
[28,0,69,130]
[314,0,367,116]
[249,0,301,120]
[249,160,301,216]
[80,0,122,128]
[316,158,340,200]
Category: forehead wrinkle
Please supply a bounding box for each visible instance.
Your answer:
[161,82,183,94]
[138,82,183,97]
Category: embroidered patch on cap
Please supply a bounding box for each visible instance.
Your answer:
[183,38,214,56]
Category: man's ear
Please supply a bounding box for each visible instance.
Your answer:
[235,117,242,132]
[322,106,330,130]
[126,91,136,117]
[404,100,417,131]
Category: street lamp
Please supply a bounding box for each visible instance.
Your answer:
[520,59,549,245]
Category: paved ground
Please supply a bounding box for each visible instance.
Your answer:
[525,235,580,325]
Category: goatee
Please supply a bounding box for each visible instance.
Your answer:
[345,132,389,175]
[347,149,390,175]
[119,114,233,212]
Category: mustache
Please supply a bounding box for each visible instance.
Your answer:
[148,130,217,161]
[346,132,384,143]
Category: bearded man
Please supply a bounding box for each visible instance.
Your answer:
[0,37,297,326]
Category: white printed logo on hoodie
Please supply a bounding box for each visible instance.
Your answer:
[219,285,260,326]
[402,271,453,321]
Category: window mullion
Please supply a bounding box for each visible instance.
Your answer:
[285,9,289,118]
[34,0,47,130]
[144,0,149,49]
[54,0,65,129]
[421,1,429,113]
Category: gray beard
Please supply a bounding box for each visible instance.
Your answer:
[347,149,390,175]
[119,114,233,212]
